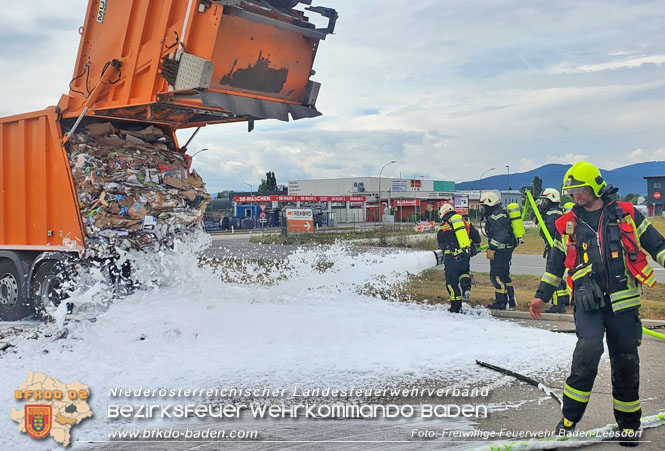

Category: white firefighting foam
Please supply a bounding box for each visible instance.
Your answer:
[1,233,576,447]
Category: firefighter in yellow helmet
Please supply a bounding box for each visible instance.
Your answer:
[436,203,481,313]
[480,192,518,310]
[533,188,570,313]
[530,161,665,446]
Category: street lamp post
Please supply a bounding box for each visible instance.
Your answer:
[506,165,510,190]
[190,148,208,158]
[378,160,397,223]
[243,182,253,197]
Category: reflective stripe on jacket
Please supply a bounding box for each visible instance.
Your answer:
[484,206,515,250]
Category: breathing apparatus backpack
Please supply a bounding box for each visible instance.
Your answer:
[507,203,525,240]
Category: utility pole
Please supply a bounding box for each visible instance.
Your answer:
[378,160,397,223]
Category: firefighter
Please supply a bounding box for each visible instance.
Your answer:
[530,161,665,447]
[463,214,483,300]
[437,204,480,313]
[480,192,517,310]
[534,188,570,313]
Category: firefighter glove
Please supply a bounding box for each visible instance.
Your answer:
[486,249,495,260]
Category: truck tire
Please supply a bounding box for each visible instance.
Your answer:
[0,259,33,321]
[30,261,71,318]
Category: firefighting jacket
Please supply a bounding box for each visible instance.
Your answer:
[437,212,479,255]
[484,205,516,250]
[536,199,665,312]
[534,203,563,256]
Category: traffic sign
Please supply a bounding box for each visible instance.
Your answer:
[285,208,314,233]
[655,192,661,200]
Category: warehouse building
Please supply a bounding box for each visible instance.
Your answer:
[287,177,459,223]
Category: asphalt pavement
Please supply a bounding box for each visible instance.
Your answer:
[75,314,665,450]
[438,252,665,283]
[7,235,665,449]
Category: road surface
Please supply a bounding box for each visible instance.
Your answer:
[206,233,665,283]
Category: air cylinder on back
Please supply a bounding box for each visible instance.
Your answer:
[507,203,525,239]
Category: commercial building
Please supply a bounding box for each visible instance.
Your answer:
[227,177,524,227]
[288,177,459,223]
[644,176,665,216]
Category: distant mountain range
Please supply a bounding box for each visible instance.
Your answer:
[456,161,665,195]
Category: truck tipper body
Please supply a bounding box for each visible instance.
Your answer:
[0,0,337,320]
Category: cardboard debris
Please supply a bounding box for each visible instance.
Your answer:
[87,122,115,137]
[67,122,210,252]
[189,171,205,188]
[182,189,198,202]
[163,176,189,190]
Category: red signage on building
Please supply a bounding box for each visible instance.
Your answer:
[393,199,421,207]
[234,195,367,203]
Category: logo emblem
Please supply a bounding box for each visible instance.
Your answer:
[25,405,52,439]
[97,0,107,23]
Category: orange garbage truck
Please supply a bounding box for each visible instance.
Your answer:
[0,0,337,320]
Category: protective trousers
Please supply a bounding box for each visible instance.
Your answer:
[563,304,642,430]
[552,279,570,307]
[489,248,514,307]
[444,254,470,313]
[459,253,472,293]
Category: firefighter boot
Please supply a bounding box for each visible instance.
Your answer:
[487,299,507,310]
[555,417,576,436]
[488,292,507,310]
[449,300,462,314]
[507,284,516,309]
[545,303,566,314]
[617,429,640,447]
[488,277,507,310]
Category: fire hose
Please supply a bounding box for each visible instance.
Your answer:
[471,360,665,450]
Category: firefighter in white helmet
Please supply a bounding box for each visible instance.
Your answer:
[480,192,518,309]
[533,188,570,313]
[437,203,481,313]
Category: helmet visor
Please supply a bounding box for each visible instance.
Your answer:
[562,174,587,193]
[564,186,587,194]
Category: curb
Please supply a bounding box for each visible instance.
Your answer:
[489,309,665,327]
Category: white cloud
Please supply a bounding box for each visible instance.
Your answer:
[3,1,665,190]
[546,154,589,165]
[516,158,537,172]
[557,55,665,74]
[628,148,665,163]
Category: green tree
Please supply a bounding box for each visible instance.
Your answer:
[532,176,543,196]
[623,193,639,204]
[258,171,278,193]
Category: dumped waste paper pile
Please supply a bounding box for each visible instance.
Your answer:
[66,122,210,254]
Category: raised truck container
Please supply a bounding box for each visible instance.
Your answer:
[0,0,337,320]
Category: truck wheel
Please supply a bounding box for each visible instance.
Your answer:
[31,261,71,317]
[0,260,32,321]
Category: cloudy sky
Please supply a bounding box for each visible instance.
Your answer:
[2,1,665,193]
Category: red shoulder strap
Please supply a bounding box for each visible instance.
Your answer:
[555,210,575,235]
[617,201,635,218]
